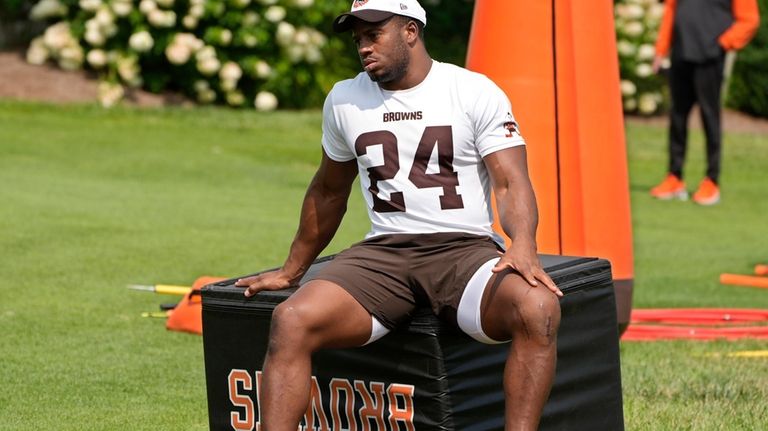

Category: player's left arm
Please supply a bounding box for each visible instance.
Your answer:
[484,146,562,297]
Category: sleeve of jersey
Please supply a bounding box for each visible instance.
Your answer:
[472,79,526,158]
[321,90,356,162]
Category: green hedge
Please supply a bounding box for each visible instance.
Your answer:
[614,0,667,116]
[26,0,361,109]
[0,0,46,48]
[0,0,34,19]
[726,0,768,118]
[421,0,474,66]
[21,0,474,109]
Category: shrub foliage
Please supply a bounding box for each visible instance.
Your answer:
[614,0,667,116]
[26,0,357,109]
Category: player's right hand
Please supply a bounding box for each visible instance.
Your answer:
[235,270,296,297]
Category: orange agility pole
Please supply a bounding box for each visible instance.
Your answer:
[720,273,768,289]
[755,264,768,276]
[466,0,634,329]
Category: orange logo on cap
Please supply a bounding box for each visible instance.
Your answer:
[353,0,369,8]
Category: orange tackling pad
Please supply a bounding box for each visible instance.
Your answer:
[166,276,225,335]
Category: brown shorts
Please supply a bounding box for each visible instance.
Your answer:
[310,232,502,330]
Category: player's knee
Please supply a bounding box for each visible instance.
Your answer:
[516,288,561,346]
[268,301,316,354]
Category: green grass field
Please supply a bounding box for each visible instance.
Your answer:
[0,101,766,430]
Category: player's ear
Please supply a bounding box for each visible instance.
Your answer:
[404,19,420,44]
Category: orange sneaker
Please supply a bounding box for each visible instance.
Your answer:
[650,174,688,200]
[692,177,720,206]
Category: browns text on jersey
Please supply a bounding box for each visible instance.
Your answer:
[383,111,423,122]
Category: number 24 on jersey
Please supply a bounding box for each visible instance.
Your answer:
[355,125,464,213]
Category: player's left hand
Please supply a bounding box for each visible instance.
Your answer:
[235,269,297,297]
[493,242,563,297]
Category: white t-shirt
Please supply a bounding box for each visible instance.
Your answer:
[322,61,525,244]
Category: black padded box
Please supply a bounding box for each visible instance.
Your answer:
[202,254,624,430]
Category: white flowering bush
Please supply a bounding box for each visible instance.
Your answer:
[614,0,668,115]
[25,0,356,109]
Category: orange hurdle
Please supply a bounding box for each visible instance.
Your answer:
[720,273,768,289]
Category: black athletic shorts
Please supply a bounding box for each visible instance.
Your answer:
[310,232,502,330]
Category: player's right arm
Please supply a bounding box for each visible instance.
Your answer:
[237,151,358,297]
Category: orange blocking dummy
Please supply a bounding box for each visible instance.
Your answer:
[466,0,634,330]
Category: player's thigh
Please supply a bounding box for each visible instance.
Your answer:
[271,279,373,350]
[479,269,561,343]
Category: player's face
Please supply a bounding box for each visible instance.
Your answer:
[351,17,410,87]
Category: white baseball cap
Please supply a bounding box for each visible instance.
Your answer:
[333,0,427,33]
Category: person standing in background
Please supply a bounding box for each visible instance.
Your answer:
[650,0,759,205]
